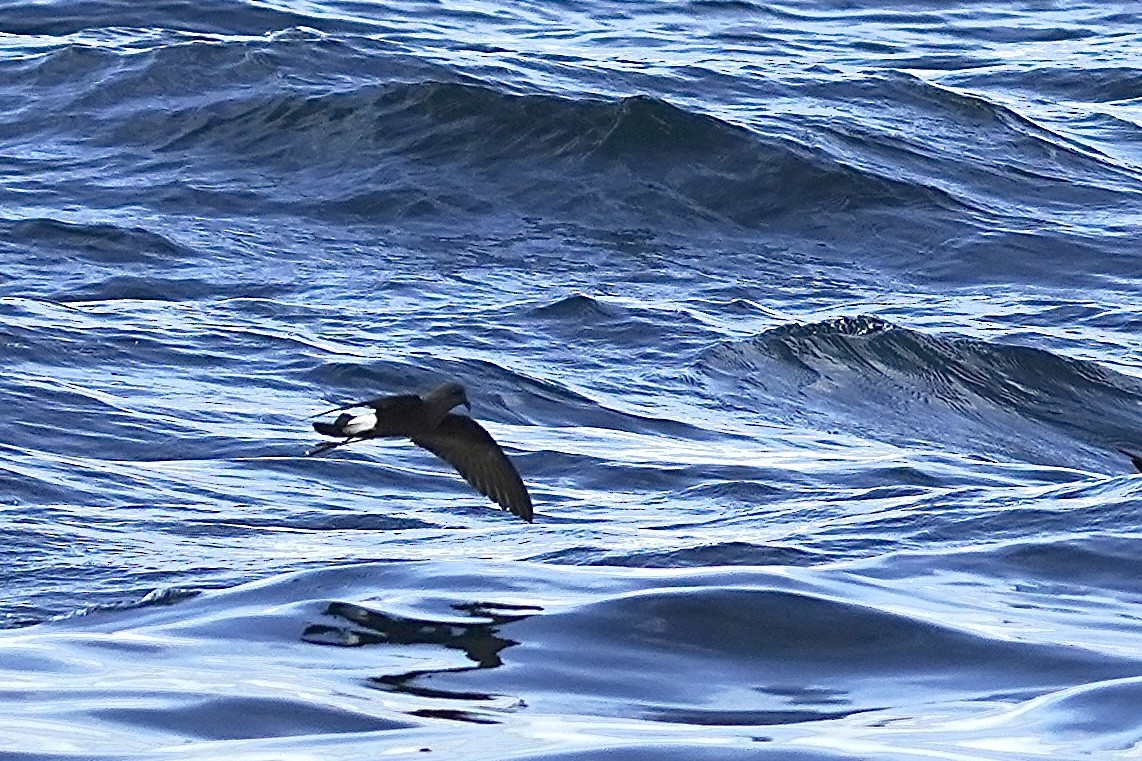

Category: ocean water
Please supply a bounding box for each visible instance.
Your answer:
[1,1,1141,758]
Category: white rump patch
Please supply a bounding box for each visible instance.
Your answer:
[341,409,377,436]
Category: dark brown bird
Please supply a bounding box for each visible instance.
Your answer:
[308,382,533,522]
[1121,449,1142,474]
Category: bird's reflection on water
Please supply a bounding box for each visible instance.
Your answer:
[302,599,543,722]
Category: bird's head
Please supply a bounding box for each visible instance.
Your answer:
[428,381,470,411]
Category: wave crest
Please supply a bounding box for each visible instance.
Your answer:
[699,316,1142,465]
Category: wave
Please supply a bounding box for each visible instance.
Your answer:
[948,63,1142,105]
[149,79,954,226]
[53,274,281,301]
[4,217,192,264]
[2,25,961,229]
[583,541,823,568]
[0,0,331,36]
[4,28,1136,285]
[864,537,1142,595]
[697,316,1142,468]
[3,559,1139,757]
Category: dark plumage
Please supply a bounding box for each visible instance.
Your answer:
[1121,449,1142,474]
[308,382,533,522]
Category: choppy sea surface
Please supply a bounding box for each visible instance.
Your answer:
[2,1,1141,758]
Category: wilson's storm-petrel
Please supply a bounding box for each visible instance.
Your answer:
[308,382,533,521]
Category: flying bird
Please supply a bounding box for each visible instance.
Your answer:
[308,382,533,522]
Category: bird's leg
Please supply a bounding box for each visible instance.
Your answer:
[307,436,364,456]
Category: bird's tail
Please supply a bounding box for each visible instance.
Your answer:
[313,421,344,437]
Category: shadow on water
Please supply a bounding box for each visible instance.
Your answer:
[293,584,896,729]
[302,598,543,723]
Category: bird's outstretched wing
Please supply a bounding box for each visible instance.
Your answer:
[1120,449,1142,474]
[412,414,533,522]
[309,394,420,419]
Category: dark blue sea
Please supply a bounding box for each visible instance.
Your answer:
[2,1,1141,758]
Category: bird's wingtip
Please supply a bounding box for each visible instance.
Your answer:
[1120,448,1142,473]
[307,404,344,419]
